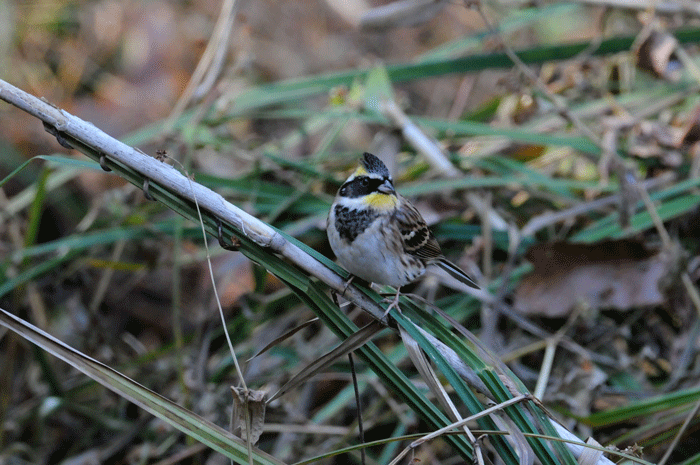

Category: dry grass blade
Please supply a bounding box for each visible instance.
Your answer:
[359,0,450,30]
[657,398,700,465]
[400,324,465,423]
[406,305,618,465]
[267,321,385,403]
[398,324,488,465]
[247,318,320,361]
[164,0,239,130]
[0,307,284,465]
[405,396,529,452]
[491,414,535,465]
[422,302,524,397]
[578,437,604,465]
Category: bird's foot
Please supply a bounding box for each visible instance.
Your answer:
[382,290,402,318]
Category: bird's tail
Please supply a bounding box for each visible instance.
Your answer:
[433,257,479,289]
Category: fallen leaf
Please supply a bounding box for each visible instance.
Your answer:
[231,387,267,445]
[514,240,680,317]
[635,28,681,82]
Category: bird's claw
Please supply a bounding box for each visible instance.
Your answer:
[382,291,402,318]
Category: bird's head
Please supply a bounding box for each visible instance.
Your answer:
[337,153,397,209]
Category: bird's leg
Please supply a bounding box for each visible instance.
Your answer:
[382,288,402,317]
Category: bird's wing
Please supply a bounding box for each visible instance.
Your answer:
[394,196,479,289]
[393,197,443,261]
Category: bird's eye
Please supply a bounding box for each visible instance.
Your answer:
[360,177,370,187]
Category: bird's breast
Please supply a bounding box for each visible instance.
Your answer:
[328,208,425,287]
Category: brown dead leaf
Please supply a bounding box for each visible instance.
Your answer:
[514,240,680,317]
[231,387,267,445]
[635,28,681,82]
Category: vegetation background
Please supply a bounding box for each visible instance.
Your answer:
[1,0,700,464]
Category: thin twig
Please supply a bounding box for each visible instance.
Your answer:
[520,173,674,237]
[348,353,367,465]
[658,398,700,465]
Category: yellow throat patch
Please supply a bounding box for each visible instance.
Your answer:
[362,192,398,210]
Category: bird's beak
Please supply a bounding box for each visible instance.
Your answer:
[377,179,395,195]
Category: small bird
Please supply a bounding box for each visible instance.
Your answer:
[327,152,478,314]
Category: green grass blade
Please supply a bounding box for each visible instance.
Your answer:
[0,308,285,465]
[582,386,700,427]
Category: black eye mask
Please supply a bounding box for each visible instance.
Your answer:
[339,176,389,198]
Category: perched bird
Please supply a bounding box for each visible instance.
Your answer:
[327,152,478,314]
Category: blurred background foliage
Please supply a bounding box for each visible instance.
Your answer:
[2,0,700,464]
